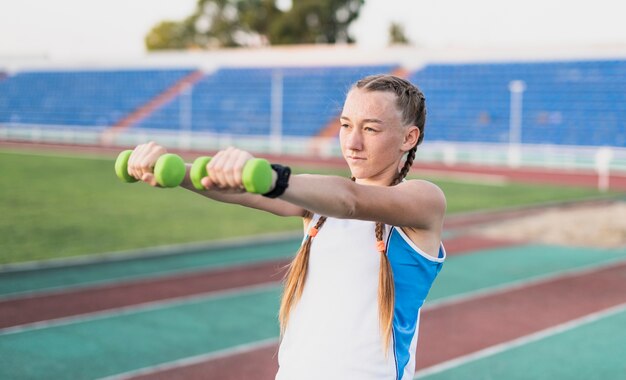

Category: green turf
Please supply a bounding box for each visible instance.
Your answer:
[0,150,302,264]
[0,149,612,264]
[419,306,626,380]
[427,178,612,214]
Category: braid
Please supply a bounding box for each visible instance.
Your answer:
[376,143,417,354]
[283,75,426,354]
[395,145,417,185]
[279,214,326,335]
[416,92,426,146]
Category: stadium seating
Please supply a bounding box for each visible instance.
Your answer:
[0,60,624,147]
[0,69,195,127]
[135,65,396,136]
[410,60,626,147]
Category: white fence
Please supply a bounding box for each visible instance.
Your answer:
[2,123,626,175]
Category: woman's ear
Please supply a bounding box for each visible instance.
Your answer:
[402,126,420,151]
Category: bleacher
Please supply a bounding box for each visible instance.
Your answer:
[135,65,396,136]
[411,60,626,147]
[0,69,195,127]
[0,60,624,147]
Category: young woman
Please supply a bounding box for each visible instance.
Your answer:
[127,74,446,380]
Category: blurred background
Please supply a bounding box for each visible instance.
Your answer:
[1,1,625,379]
[1,0,626,171]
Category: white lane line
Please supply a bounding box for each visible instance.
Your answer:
[414,302,626,379]
[97,338,278,380]
[3,255,625,337]
[0,254,289,303]
[424,255,626,311]
[97,300,626,380]
[0,231,299,274]
[0,282,280,336]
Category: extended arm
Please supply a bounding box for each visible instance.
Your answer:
[126,142,306,218]
[191,146,445,231]
[179,164,306,217]
[281,174,446,230]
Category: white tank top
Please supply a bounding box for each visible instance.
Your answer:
[276,215,445,380]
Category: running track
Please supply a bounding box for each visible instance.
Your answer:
[1,202,626,379]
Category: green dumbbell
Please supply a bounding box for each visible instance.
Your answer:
[190,156,273,194]
[114,150,186,188]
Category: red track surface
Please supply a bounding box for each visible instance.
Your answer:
[0,235,511,330]
[123,261,626,379]
[416,262,626,369]
[3,140,625,378]
[130,345,280,380]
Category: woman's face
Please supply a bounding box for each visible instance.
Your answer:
[339,88,415,184]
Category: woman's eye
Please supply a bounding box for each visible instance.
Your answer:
[341,124,350,128]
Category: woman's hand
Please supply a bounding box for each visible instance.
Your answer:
[127,141,167,187]
[201,147,254,193]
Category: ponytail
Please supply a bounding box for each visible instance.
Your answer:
[279,215,327,335]
[280,74,425,355]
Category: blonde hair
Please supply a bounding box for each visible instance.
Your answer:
[279,74,427,354]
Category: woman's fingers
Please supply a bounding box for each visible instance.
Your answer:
[207,149,228,188]
[232,153,250,190]
[222,150,244,188]
[128,142,167,182]
[128,143,146,179]
[138,145,167,184]
[205,147,252,192]
[201,176,215,189]
[141,172,159,187]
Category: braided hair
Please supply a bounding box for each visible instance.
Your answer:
[279,74,427,354]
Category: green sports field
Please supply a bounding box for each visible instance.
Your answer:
[0,148,614,265]
[2,146,626,380]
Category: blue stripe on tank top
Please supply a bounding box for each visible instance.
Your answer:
[388,227,444,378]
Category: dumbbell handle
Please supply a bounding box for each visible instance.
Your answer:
[190,156,273,194]
[114,150,186,188]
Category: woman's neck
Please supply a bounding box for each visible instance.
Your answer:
[354,167,400,187]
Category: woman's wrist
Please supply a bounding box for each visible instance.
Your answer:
[263,164,291,198]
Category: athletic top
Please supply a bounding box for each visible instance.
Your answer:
[276,215,445,380]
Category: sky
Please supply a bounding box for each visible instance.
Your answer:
[1,0,625,60]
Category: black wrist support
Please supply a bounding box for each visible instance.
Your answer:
[263,164,291,198]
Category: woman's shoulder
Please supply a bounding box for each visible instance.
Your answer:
[402,179,446,204]
[397,179,447,229]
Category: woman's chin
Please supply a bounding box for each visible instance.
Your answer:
[347,168,368,179]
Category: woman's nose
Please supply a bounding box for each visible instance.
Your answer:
[345,130,363,151]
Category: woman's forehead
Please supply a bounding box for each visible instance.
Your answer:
[343,89,401,120]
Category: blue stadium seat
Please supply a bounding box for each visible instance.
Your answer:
[1,60,624,147]
[410,60,626,147]
[0,69,195,127]
[136,65,396,136]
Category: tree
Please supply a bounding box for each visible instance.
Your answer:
[145,0,365,50]
[388,22,410,45]
[269,0,364,45]
[145,21,195,50]
[146,0,279,50]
